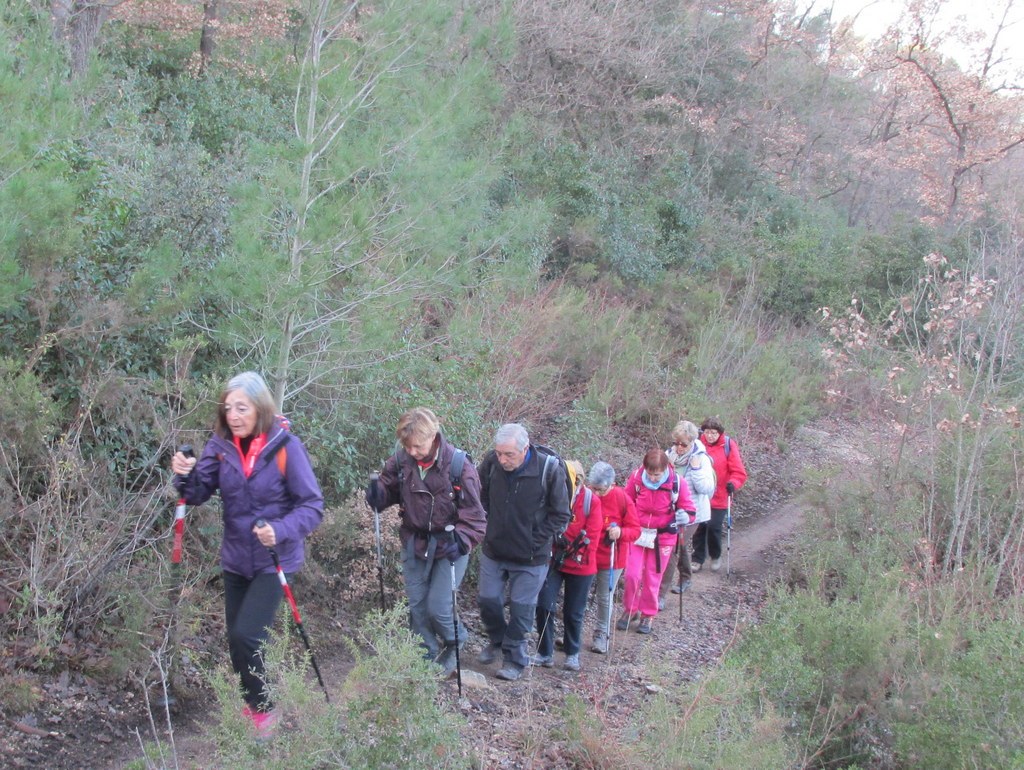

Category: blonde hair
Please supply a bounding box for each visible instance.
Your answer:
[396,407,440,447]
[566,459,585,480]
[672,420,699,444]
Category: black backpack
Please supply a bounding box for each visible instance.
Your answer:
[534,444,580,509]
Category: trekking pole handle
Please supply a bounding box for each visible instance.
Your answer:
[172,445,195,564]
[253,517,275,551]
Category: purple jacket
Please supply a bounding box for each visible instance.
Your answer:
[175,421,324,578]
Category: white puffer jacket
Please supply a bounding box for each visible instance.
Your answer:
[667,440,716,524]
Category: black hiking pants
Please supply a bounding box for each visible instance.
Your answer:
[223,570,285,711]
[691,507,727,564]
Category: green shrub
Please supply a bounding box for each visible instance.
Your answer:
[894,614,1024,768]
[181,602,466,769]
[0,674,43,714]
[637,666,793,769]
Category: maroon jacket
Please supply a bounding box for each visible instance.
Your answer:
[376,434,486,559]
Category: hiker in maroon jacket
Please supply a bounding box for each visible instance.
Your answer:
[365,408,486,677]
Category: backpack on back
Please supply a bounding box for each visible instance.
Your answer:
[266,436,290,476]
[535,444,575,507]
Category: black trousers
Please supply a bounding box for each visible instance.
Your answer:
[691,507,728,563]
[223,570,285,711]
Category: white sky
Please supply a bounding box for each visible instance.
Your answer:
[810,0,1024,80]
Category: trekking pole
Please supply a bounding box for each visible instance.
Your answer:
[726,494,733,578]
[607,536,616,655]
[254,518,330,703]
[159,444,193,709]
[171,445,194,566]
[443,524,463,697]
[368,471,387,611]
[678,541,684,623]
[608,538,616,594]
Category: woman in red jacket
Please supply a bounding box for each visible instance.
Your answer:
[588,461,640,654]
[691,418,747,572]
[534,461,605,671]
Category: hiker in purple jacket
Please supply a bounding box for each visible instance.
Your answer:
[171,371,324,736]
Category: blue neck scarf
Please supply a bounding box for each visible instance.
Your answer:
[642,468,669,490]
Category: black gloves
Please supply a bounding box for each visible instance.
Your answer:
[660,521,680,535]
[440,532,467,562]
[726,481,736,495]
[365,480,387,510]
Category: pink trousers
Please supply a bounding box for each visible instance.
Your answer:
[622,537,677,617]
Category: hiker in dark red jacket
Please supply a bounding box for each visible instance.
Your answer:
[534,461,604,672]
[365,408,486,677]
[172,371,324,738]
[691,417,747,572]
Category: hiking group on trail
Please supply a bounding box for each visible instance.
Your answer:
[169,373,747,740]
[365,411,746,681]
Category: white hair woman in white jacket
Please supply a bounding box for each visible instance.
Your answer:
[659,420,716,601]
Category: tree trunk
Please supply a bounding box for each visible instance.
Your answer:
[50,0,107,77]
[198,1,219,74]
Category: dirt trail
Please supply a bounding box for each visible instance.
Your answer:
[3,422,860,769]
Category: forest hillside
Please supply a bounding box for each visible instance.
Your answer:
[1,1,1022,767]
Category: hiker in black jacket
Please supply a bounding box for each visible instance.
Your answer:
[475,423,571,681]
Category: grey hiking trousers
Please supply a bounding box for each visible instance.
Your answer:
[477,551,548,669]
[401,536,469,658]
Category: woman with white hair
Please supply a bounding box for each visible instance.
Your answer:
[659,420,715,601]
[587,461,640,654]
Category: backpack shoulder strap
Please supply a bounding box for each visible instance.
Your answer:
[582,486,593,516]
[542,452,557,491]
[265,434,291,476]
[724,436,732,457]
[449,448,467,504]
[671,472,680,505]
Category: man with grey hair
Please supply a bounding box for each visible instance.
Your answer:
[475,423,571,681]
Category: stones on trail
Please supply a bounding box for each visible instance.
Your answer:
[455,669,489,690]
